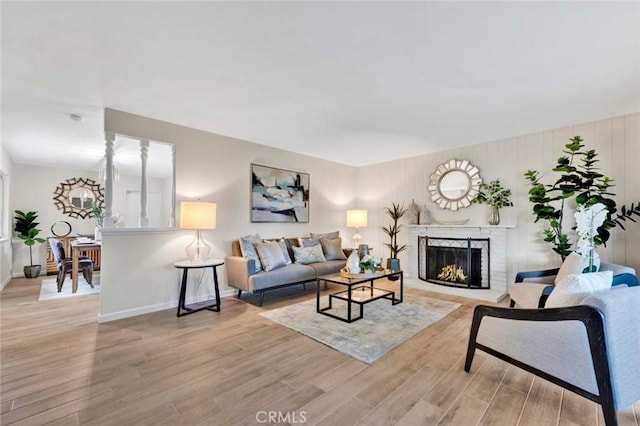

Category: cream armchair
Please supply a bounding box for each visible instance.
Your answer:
[509,259,638,308]
[465,286,640,426]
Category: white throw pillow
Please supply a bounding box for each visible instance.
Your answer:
[546,270,613,308]
[292,244,327,264]
[555,251,600,285]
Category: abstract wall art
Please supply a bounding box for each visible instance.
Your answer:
[250,164,310,223]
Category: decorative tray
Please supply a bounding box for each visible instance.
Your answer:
[339,270,381,279]
[433,218,470,225]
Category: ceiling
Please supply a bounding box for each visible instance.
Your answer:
[2,2,639,169]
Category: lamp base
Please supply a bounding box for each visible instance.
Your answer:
[186,230,211,263]
[352,231,362,248]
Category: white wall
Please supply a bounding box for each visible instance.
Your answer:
[357,113,640,285]
[0,144,14,289]
[100,109,358,321]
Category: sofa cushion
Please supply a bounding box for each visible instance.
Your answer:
[311,230,340,240]
[249,264,316,291]
[320,237,347,261]
[298,236,322,248]
[292,244,326,264]
[546,271,613,308]
[307,259,347,276]
[509,283,551,308]
[262,237,292,265]
[255,241,287,272]
[239,234,263,272]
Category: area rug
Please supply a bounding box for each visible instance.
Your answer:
[38,276,100,301]
[260,294,460,364]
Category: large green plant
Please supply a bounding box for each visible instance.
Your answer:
[524,136,640,259]
[382,203,408,259]
[14,210,39,237]
[14,210,46,266]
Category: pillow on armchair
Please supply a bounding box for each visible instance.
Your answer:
[510,251,601,308]
[554,251,600,285]
[545,270,613,308]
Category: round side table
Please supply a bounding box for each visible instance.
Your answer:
[174,259,224,317]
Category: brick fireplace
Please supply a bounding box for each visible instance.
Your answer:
[407,225,512,302]
[418,236,489,289]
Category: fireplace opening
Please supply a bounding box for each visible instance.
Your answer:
[418,236,490,289]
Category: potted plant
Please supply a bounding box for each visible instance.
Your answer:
[524,136,640,260]
[382,202,407,280]
[14,210,46,278]
[471,179,513,225]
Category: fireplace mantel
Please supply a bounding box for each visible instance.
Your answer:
[407,224,516,229]
[407,224,514,302]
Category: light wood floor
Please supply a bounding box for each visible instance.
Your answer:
[1,276,638,426]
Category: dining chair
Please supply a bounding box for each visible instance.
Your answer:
[48,238,94,292]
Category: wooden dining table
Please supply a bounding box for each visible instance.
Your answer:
[70,241,101,293]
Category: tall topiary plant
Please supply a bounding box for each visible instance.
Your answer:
[524,136,640,260]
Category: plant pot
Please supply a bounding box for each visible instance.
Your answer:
[386,258,400,281]
[24,265,41,279]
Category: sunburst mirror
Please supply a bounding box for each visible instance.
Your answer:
[53,177,105,219]
[428,159,482,211]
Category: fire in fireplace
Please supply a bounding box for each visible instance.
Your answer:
[418,236,490,289]
[437,264,467,283]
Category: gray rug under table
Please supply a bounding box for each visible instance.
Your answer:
[38,276,100,301]
[260,294,460,364]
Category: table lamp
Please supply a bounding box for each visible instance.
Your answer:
[346,209,367,247]
[180,201,217,262]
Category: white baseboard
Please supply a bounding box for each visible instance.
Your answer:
[97,288,237,323]
[0,275,11,292]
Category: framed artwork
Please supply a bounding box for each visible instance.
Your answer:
[251,164,310,223]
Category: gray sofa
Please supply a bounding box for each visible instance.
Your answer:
[225,238,351,305]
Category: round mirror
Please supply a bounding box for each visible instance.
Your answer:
[53,177,104,219]
[428,159,482,211]
[438,170,471,201]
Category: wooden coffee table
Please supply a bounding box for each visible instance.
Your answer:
[316,270,403,323]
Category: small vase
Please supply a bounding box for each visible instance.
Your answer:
[94,225,102,242]
[407,199,420,225]
[488,206,500,225]
[346,250,361,274]
[419,205,432,225]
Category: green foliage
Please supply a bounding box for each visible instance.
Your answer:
[382,202,408,259]
[14,211,46,266]
[524,135,638,260]
[614,203,640,230]
[92,204,104,226]
[13,210,39,237]
[471,179,514,209]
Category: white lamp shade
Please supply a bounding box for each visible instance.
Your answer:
[346,210,368,228]
[180,201,217,230]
